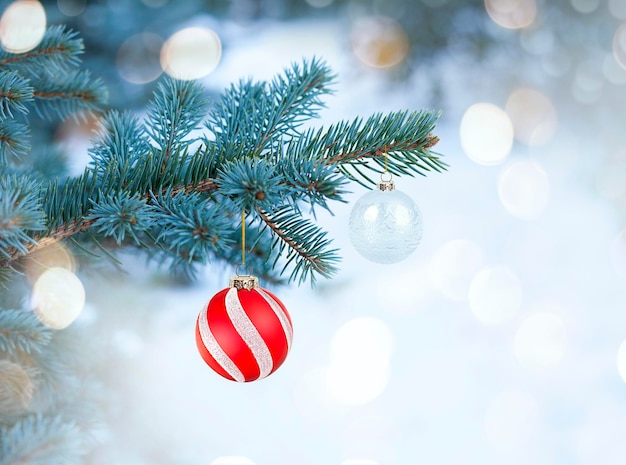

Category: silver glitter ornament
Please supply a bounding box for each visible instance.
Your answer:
[349,175,423,264]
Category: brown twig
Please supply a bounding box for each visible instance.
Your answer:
[255,207,330,275]
[325,133,439,165]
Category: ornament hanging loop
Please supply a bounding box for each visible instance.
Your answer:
[231,210,259,290]
[378,171,395,192]
[378,152,395,191]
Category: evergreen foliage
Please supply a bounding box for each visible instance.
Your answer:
[0,22,445,464]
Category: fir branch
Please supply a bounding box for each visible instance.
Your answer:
[0,176,46,258]
[0,26,83,73]
[217,158,291,212]
[0,120,30,162]
[256,206,339,284]
[30,70,107,121]
[256,57,334,151]
[145,78,207,156]
[277,155,348,211]
[0,71,33,119]
[206,57,334,157]
[0,59,445,285]
[88,111,151,193]
[42,167,101,232]
[88,111,149,167]
[87,193,151,245]
[0,309,51,353]
[289,109,444,186]
[0,414,86,465]
[150,191,233,262]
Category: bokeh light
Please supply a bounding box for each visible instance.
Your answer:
[326,317,393,405]
[23,242,76,282]
[469,266,522,325]
[603,52,626,84]
[515,313,567,369]
[0,360,33,416]
[117,32,164,84]
[611,229,626,280]
[613,24,626,70]
[572,63,603,104]
[306,0,334,7]
[485,0,537,29]
[460,103,514,166]
[141,0,169,7]
[570,0,600,14]
[609,0,626,20]
[617,341,626,383]
[505,88,557,146]
[498,159,550,220]
[57,0,86,17]
[161,27,221,80]
[351,16,409,69]
[0,1,47,53]
[209,457,255,465]
[485,389,539,446]
[431,239,485,301]
[31,266,85,329]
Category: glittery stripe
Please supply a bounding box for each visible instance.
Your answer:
[225,288,274,380]
[256,288,293,350]
[198,305,245,383]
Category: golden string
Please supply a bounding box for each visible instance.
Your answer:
[241,210,246,266]
[384,152,389,173]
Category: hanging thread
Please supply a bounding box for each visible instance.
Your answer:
[241,210,246,267]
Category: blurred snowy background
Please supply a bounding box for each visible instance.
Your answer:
[9,0,626,464]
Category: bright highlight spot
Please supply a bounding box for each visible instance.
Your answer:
[431,240,485,301]
[613,24,626,70]
[210,457,255,465]
[460,103,514,166]
[351,16,409,69]
[31,267,85,329]
[469,266,522,325]
[485,389,539,446]
[341,460,379,465]
[117,32,163,84]
[485,0,537,29]
[617,341,626,383]
[0,360,33,416]
[505,88,557,146]
[498,160,550,220]
[364,205,378,222]
[0,1,47,53]
[161,27,221,80]
[515,313,567,368]
[326,317,394,405]
[24,242,75,282]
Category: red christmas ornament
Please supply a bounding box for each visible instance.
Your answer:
[195,275,293,382]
